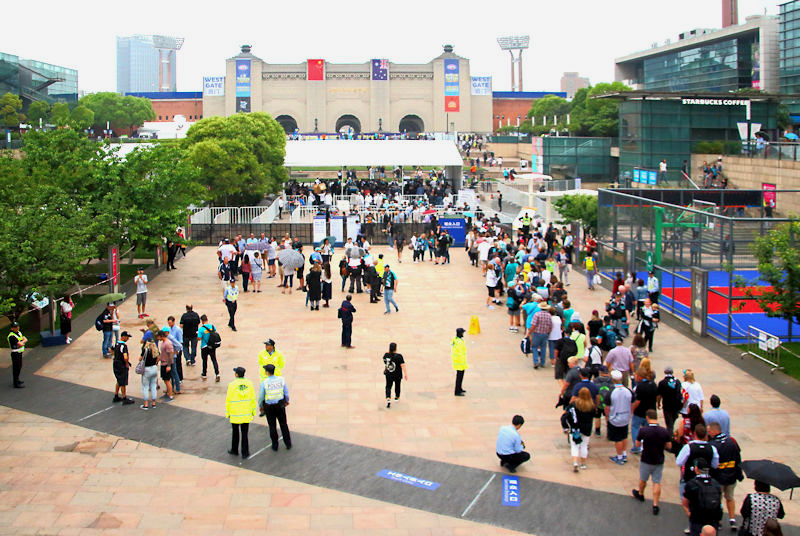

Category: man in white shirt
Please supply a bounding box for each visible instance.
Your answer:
[477,237,492,275]
[134,268,149,319]
[218,239,237,265]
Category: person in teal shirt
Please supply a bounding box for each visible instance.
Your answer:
[504,260,519,285]
[521,297,541,331]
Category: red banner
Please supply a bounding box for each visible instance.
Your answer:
[307,59,324,81]
[445,96,460,112]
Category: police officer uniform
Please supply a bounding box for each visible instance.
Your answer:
[226,367,257,458]
[259,364,292,451]
[7,322,26,388]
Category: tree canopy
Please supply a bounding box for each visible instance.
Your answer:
[0,92,24,129]
[184,112,287,205]
[79,92,156,135]
[552,193,598,236]
[26,101,50,127]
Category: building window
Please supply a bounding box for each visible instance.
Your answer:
[158,115,162,120]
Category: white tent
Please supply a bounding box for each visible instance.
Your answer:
[283,139,463,167]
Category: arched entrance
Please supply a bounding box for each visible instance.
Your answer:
[335,114,361,134]
[398,114,424,134]
[275,115,298,134]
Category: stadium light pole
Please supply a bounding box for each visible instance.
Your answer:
[497,36,530,92]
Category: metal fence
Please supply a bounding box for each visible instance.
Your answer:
[596,188,800,344]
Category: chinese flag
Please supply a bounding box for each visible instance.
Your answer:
[308,59,324,81]
[445,96,460,112]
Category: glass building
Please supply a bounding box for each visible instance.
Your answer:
[780,0,800,113]
[539,137,614,181]
[0,52,78,107]
[117,35,182,94]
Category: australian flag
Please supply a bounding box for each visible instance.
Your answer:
[371,58,388,81]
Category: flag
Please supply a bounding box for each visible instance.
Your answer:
[371,58,388,81]
[445,96,460,112]
[307,59,324,81]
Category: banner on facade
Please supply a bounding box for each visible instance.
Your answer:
[313,217,327,245]
[308,59,325,81]
[203,76,224,97]
[235,60,251,97]
[471,76,491,96]
[371,59,388,81]
[444,59,460,111]
[330,216,345,245]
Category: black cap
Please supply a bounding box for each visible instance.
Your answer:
[456,327,465,336]
[599,365,609,373]
[694,457,710,471]
[263,339,275,346]
[263,364,276,374]
[233,366,246,377]
[120,331,132,338]
[9,321,19,328]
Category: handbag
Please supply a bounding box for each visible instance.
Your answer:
[135,358,145,375]
[592,273,602,285]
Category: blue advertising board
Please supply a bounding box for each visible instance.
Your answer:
[439,217,466,246]
[235,59,251,97]
[377,469,440,490]
[648,170,657,185]
[502,475,520,506]
[444,58,460,96]
[633,169,640,183]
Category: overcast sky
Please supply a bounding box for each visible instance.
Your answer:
[0,0,780,94]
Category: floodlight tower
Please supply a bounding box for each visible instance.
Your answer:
[151,35,184,92]
[497,35,529,92]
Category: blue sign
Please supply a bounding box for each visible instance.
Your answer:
[633,169,640,183]
[439,217,466,246]
[235,60,251,97]
[444,59,460,96]
[377,469,440,490]
[502,476,520,507]
[648,170,657,185]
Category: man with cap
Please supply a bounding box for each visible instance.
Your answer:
[99,302,116,359]
[258,339,285,382]
[451,328,468,396]
[647,271,660,304]
[112,331,135,404]
[657,366,683,437]
[226,367,257,458]
[258,364,292,451]
[338,295,357,348]
[606,369,633,465]
[7,321,27,388]
[682,457,723,536]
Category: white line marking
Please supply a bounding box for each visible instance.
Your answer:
[461,474,495,517]
[76,406,114,422]
[245,436,282,460]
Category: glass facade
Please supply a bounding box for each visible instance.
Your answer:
[542,137,614,180]
[642,36,757,92]
[0,52,78,106]
[117,36,176,94]
[619,99,777,182]
[780,0,800,93]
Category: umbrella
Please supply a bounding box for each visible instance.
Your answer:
[423,209,437,215]
[95,292,126,305]
[277,249,304,270]
[785,132,799,140]
[463,211,475,218]
[742,459,800,492]
[323,235,337,245]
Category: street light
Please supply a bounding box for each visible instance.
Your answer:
[314,118,318,133]
[497,35,530,92]
[378,118,382,132]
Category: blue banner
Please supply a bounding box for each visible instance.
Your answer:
[502,476,520,507]
[377,469,440,490]
[648,170,657,185]
[444,59,460,96]
[633,169,640,183]
[439,217,466,246]
[235,59,251,97]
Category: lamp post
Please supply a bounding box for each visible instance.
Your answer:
[314,118,318,133]
[516,115,520,137]
[378,118,382,132]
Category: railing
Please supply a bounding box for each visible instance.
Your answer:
[189,207,271,225]
[740,326,788,372]
[290,206,320,223]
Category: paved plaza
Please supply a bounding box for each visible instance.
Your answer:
[1,245,798,535]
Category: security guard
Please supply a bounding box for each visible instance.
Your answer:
[7,322,27,388]
[225,366,257,458]
[451,327,468,396]
[258,364,292,451]
[519,212,532,241]
[258,339,285,382]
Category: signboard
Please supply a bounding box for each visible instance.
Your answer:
[646,251,654,272]
[313,217,327,245]
[109,245,119,293]
[444,59,460,112]
[203,76,224,97]
[633,169,640,183]
[502,476,520,507]
[470,76,491,96]
[377,470,440,491]
[648,170,657,185]
[439,217,466,246]
[531,137,544,173]
[235,60,251,97]
[346,215,360,242]
[762,183,776,209]
[330,216,344,246]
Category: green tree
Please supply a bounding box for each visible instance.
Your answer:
[26,101,50,127]
[552,193,598,236]
[569,82,631,137]
[79,92,155,135]
[70,105,94,130]
[734,221,800,324]
[50,102,71,127]
[184,112,287,205]
[0,92,24,129]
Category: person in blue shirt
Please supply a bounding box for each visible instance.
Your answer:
[197,314,221,382]
[703,395,731,437]
[165,317,183,393]
[496,415,530,473]
[258,364,292,451]
[520,295,542,332]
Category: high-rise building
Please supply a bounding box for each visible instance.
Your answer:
[116,35,183,94]
[723,0,739,28]
[0,52,78,107]
[780,1,800,94]
[560,72,590,98]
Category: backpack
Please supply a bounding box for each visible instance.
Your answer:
[585,257,595,270]
[520,338,531,355]
[559,336,578,360]
[596,382,613,410]
[694,477,722,517]
[205,325,222,349]
[600,328,617,351]
[95,312,105,331]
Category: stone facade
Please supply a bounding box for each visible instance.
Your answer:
[203,46,492,133]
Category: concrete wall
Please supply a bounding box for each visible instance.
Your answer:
[693,153,800,214]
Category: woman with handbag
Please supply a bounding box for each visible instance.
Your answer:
[561,386,595,472]
[240,254,252,293]
[138,340,160,410]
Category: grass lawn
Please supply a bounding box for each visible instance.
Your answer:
[736,342,800,381]
[0,294,96,349]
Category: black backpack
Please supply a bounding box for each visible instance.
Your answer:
[95,312,105,331]
[559,336,578,360]
[693,477,722,517]
[206,325,222,349]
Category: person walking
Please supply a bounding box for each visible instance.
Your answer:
[226,366,257,459]
[382,342,407,408]
[704,395,731,437]
[321,262,333,308]
[739,481,786,536]
[607,370,633,465]
[258,364,292,451]
[223,278,240,331]
[138,339,160,410]
[240,254,252,292]
[59,295,74,344]
[165,317,183,394]
[632,409,672,515]
[526,307,553,370]
[584,253,598,290]
[112,331,135,404]
[134,268,149,318]
[630,367,658,454]
[338,295,356,349]
[676,423,720,508]
[682,458,723,536]
[180,305,200,366]
[451,328,468,396]
[562,386,596,472]
[708,422,743,531]
[197,314,221,382]
[251,251,263,293]
[647,271,660,304]
[637,299,660,352]
[382,264,399,315]
[496,415,531,473]
[657,366,683,433]
[156,330,175,400]
[7,321,27,388]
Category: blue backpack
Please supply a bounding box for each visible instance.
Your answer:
[520,338,532,355]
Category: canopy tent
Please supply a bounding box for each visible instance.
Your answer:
[284,140,463,167]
